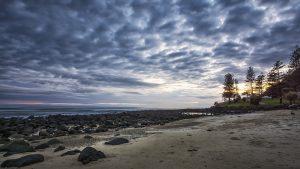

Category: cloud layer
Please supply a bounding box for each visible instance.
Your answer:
[0,0,299,108]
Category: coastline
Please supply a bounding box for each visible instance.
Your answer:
[0,106,291,143]
[0,109,299,169]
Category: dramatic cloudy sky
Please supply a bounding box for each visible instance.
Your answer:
[0,0,299,108]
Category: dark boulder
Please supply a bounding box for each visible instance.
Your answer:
[104,138,129,145]
[61,149,80,156]
[26,135,41,141]
[0,140,34,157]
[1,154,44,167]
[83,128,93,134]
[54,145,65,152]
[78,147,106,164]
[8,134,25,140]
[35,143,49,150]
[54,130,68,137]
[57,125,68,131]
[0,137,10,144]
[39,131,49,137]
[68,127,81,134]
[47,138,63,145]
[95,127,108,133]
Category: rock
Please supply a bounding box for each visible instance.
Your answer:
[68,127,81,134]
[83,128,93,134]
[104,138,129,145]
[78,147,106,164]
[0,140,34,157]
[0,128,14,138]
[54,145,65,152]
[187,149,198,152]
[57,125,68,131]
[35,143,49,150]
[84,135,93,139]
[47,138,63,145]
[0,137,10,144]
[8,134,25,140]
[26,135,41,141]
[39,130,49,137]
[54,130,68,137]
[95,127,108,133]
[288,104,299,109]
[1,154,44,167]
[61,149,81,156]
[21,127,34,136]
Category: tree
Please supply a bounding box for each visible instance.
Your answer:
[255,73,265,96]
[267,60,285,103]
[234,79,240,100]
[289,45,300,72]
[286,46,300,90]
[245,67,255,95]
[234,79,239,94]
[285,66,300,90]
[223,73,235,103]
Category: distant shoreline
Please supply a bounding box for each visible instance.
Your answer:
[0,103,292,119]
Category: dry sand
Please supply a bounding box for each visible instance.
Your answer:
[1,109,300,169]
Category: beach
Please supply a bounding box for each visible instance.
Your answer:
[0,109,299,169]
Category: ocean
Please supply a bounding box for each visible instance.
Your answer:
[0,107,141,118]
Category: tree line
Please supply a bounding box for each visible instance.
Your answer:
[222,45,300,105]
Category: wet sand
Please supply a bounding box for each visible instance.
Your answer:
[1,109,300,169]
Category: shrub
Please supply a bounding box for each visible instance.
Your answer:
[233,94,241,102]
[285,91,298,105]
[250,95,261,105]
[241,97,247,102]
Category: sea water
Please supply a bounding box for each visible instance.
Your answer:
[0,107,140,118]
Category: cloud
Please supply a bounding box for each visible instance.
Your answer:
[0,0,299,108]
[221,4,265,33]
[195,96,219,99]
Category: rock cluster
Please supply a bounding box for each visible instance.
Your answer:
[0,110,199,142]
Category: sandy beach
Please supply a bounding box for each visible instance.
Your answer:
[1,109,299,169]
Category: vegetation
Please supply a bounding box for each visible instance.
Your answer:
[245,67,255,95]
[222,73,235,103]
[285,91,298,105]
[267,60,285,103]
[220,45,300,108]
[249,95,261,105]
[288,45,300,71]
[255,73,265,96]
[217,98,300,109]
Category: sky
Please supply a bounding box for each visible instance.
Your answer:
[0,0,300,108]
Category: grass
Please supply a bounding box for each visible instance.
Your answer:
[217,98,300,109]
[261,98,286,105]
